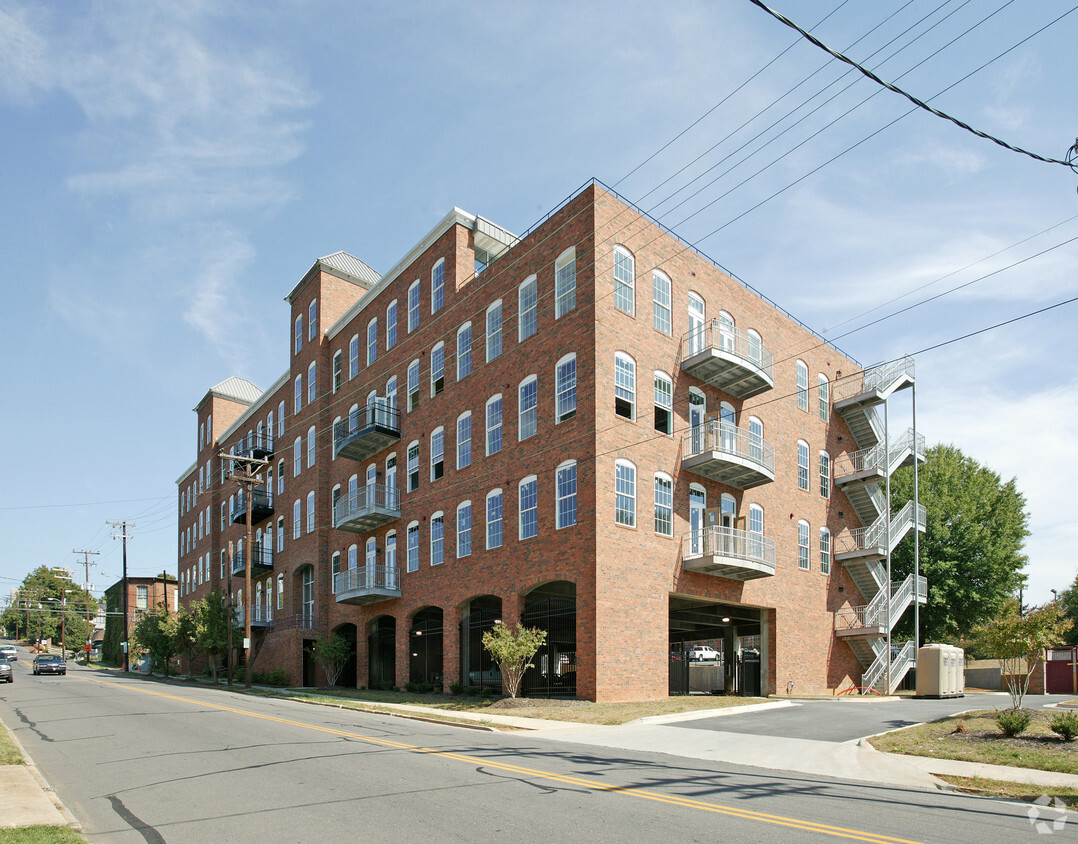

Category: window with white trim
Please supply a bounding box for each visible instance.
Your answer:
[819,451,831,498]
[349,334,359,379]
[307,426,316,468]
[486,489,503,549]
[431,258,445,314]
[456,412,471,469]
[431,427,444,481]
[654,473,673,536]
[294,314,303,354]
[556,460,577,529]
[798,520,810,570]
[332,351,342,393]
[457,501,472,557]
[431,512,444,565]
[749,503,764,558]
[367,318,378,366]
[518,275,538,341]
[307,361,316,404]
[406,521,420,572]
[385,531,396,578]
[408,280,420,332]
[277,402,285,438]
[615,352,636,420]
[818,373,830,420]
[615,459,636,527]
[486,300,503,362]
[277,573,285,609]
[518,375,538,441]
[386,300,398,349]
[294,374,302,414]
[519,476,538,539]
[613,246,634,315]
[820,527,831,574]
[653,269,671,334]
[486,394,502,455]
[306,491,315,533]
[654,371,672,434]
[309,299,317,340]
[276,516,284,552]
[407,360,420,411]
[796,360,809,411]
[292,499,301,539]
[457,322,472,381]
[430,342,445,396]
[798,440,809,491]
[293,437,302,478]
[407,441,419,492]
[555,247,576,318]
[555,354,576,423]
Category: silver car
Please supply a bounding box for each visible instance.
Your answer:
[0,657,12,683]
[0,645,16,662]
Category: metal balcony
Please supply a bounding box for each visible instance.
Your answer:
[334,564,401,605]
[682,422,775,489]
[231,487,274,526]
[834,357,915,451]
[834,501,926,565]
[232,431,274,460]
[234,608,269,629]
[333,484,401,534]
[834,574,927,637]
[682,526,776,580]
[231,545,273,577]
[335,399,401,463]
[680,323,773,399]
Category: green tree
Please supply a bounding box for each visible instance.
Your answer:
[1057,573,1078,647]
[308,635,352,687]
[174,606,198,679]
[890,444,1029,643]
[193,590,234,683]
[132,606,180,678]
[3,567,98,650]
[969,598,1072,709]
[482,623,547,698]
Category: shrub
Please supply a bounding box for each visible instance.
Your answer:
[465,685,480,696]
[377,681,394,692]
[1050,711,1078,742]
[251,668,288,687]
[448,682,464,695]
[997,708,1033,737]
[403,682,419,693]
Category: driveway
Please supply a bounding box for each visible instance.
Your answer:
[663,693,1076,743]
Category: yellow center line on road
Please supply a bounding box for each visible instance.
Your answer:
[87,677,922,843]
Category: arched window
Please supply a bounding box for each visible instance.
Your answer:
[556,460,577,529]
[430,426,444,481]
[407,441,419,491]
[556,354,576,423]
[301,567,314,626]
[653,472,673,536]
[718,310,735,352]
[332,351,342,394]
[797,440,810,491]
[749,503,765,558]
[456,411,472,469]
[431,258,445,314]
[614,352,636,420]
[293,437,302,477]
[430,341,445,396]
[518,275,538,341]
[819,527,832,574]
[276,573,284,609]
[615,459,636,527]
[486,489,503,548]
[294,373,303,414]
[653,371,672,434]
[486,394,502,455]
[796,360,809,411]
[265,578,273,621]
[308,298,318,340]
[748,416,764,463]
[294,314,303,353]
[349,334,360,379]
[519,476,538,539]
[385,531,397,587]
[687,292,705,355]
[613,245,634,315]
[457,501,472,558]
[407,360,420,411]
[457,322,473,380]
[307,361,316,405]
[292,499,301,539]
[306,491,315,534]
[386,299,398,349]
[486,299,503,361]
[518,374,538,440]
[430,511,445,565]
[255,583,262,622]
[307,425,316,468]
[819,451,831,498]
[818,373,830,420]
[347,544,358,569]
[367,317,378,366]
[555,247,576,318]
[652,270,672,334]
[406,521,420,572]
[798,520,810,570]
[408,280,421,332]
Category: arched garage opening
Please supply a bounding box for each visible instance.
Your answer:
[460,595,502,694]
[522,581,576,698]
[409,607,443,689]
[332,623,358,688]
[368,615,395,690]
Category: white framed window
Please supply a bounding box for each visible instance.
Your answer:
[518,275,538,341]
[408,280,421,332]
[431,342,445,396]
[820,527,832,574]
[798,440,810,491]
[798,520,810,570]
[431,427,444,481]
[615,352,636,420]
[331,483,341,519]
[555,247,576,318]
[349,334,359,379]
[818,373,830,420]
[294,314,303,354]
[306,491,315,533]
[796,360,809,411]
[292,499,301,539]
[519,476,538,539]
[654,371,673,434]
[407,441,420,491]
[518,375,538,441]
[276,516,284,552]
[385,531,397,581]
[365,538,377,571]
[654,472,673,536]
[332,350,342,393]
[276,573,285,609]
[309,299,317,340]
[747,328,763,366]
[819,451,831,498]
[293,437,302,477]
[294,374,302,414]
[431,258,445,314]
[718,310,735,351]
[386,299,398,349]
[687,292,705,355]
[406,521,420,572]
[407,360,420,411]
[613,245,634,315]
[486,489,503,549]
[431,512,444,565]
[486,394,502,455]
[555,354,576,423]
[367,318,378,366]
[307,425,316,468]
[457,322,472,381]
[615,459,636,527]
[653,269,671,334]
[486,299,503,361]
[556,460,577,529]
[457,501,472,558]
[749,503,764,558]
[457,412,472,469]
[748,416,765,464]
[307,361,317,405]
[386,376,398,413]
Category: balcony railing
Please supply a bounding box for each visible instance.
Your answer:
[833,428,925,481]
[231,486,274,526]
[234,607,269,628]
[334,399,401,462]
[836,501,926,558]
[333,484,401,534]
[680,322,774,399]
[834,575,927,632]
[682,526,776,580]
[232,431,274,460]
[333,564,401,605]
[682,421,775,489]
[231,545,273,576]
[833,356,915,404]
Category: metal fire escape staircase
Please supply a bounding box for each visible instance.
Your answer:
[831,356,927,693]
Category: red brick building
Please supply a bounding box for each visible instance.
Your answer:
[176,181,925,699]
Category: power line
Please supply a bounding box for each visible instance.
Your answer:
[746,0,1078,170]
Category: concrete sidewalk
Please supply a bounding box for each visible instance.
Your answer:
[0,719,79,831]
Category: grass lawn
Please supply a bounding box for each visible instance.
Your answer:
[275,688,765,725]
[0,827,86,843]
[869,709,1078,775]
[0,719,24,766]
[937,774,1078,810]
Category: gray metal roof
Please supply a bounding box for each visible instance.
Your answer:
[209,376,262,405]
[319,251,380,286]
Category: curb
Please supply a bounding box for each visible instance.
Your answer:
[0,716,81,832]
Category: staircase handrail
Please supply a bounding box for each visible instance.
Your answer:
[834,356,915,403]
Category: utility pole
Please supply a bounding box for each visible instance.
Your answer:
[219,449,268,690]
[108,521,135,671]
[73,549,99,656]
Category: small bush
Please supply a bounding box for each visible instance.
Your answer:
[448,682,464,695]
[481,686,493,697]
[465,685,480,696]
[997,708,1033,737]
[377,681,394,692]
[1050,711,1078,742]
[251,668,289,687]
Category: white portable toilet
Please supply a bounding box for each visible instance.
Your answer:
[916,644,965,698]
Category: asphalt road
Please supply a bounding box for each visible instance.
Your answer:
[667,693,1077,743]
[0,653,1071,842]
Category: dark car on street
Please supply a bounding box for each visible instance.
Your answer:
[0,657,12,683]
[32,654,66,676]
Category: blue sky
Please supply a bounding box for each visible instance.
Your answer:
[1,0,1075,608]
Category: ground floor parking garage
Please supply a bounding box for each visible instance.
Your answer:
[669,595,769,697]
